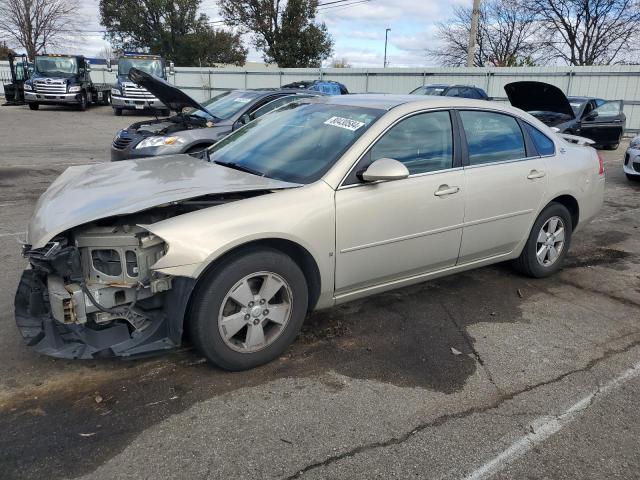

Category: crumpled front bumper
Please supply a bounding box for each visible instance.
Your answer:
[15,270,195,360]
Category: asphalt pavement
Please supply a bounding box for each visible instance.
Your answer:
[0,104,639,480]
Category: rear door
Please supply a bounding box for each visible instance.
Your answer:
[457,109,548,264]
[580,100,624,146]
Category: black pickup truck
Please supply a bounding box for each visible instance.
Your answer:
[23,54,111,111]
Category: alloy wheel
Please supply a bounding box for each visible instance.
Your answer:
[536,216,566,267]
[217,271,293,353]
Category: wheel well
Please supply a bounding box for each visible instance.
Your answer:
[550,195,579,229]
[185,142,214,153]
[192,239,322,311]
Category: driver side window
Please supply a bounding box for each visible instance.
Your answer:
[369,111,454,175]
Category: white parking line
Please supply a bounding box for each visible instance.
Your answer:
[0,231,26,238]
[462,359,640,480]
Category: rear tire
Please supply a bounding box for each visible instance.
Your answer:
[605,143,619,150]
[627,173,640,182]
[513,202,573,278]
[28,103,39,110]
[113,108,122,116]
[189,248,308,371]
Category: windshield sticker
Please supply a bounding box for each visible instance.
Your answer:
[324,116,366,131]
[234,97,252,103]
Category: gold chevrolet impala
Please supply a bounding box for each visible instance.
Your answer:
[15,95,605,370]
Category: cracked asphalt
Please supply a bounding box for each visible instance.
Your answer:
[1,105,639,480]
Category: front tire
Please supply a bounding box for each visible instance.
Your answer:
[627,173,640,182]
[514,202,573,278]
[78,92,87,111]
[28,103,39,110]
[189,248,308,371]
[113,107,122,116]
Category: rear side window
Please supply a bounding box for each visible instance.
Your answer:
[459,110,526,165]
[524,123,555,156]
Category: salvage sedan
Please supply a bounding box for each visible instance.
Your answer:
[16,95,605,370]
[111,68,321,160]
[505,81,625,149]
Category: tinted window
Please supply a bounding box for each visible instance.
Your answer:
[411,86,446,96]
[524,123,555,156]
[460,111,526,165]
[189,90,264,120]
[370,111,453,175]
[445,87,461,97]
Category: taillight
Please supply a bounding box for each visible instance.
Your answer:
[597,153,604,175]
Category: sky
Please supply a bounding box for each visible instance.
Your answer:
[61,0,468,67]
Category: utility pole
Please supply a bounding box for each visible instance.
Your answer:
[384,28,391,68]
[466,0,481,67]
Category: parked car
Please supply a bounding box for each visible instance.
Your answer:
[623,136,640,181]
[16,95,604,369]
[505,81,625,150]
[282,79,349,95]
[111,68,322,160]
[410,84,489,100]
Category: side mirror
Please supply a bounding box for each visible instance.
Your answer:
[240,113,251,125]
[169,61,175,75]
[85,62,91,72]
[360,158,409,182]
[107,60,112,73]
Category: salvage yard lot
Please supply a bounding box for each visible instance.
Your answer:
[1,105,639,479]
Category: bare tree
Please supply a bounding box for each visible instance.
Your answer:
[330,57,351,68]
[429,0,545,67]
[528,0,640,65]
[0,0,78,59]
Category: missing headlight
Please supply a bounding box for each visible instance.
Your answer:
[92,249,122,276]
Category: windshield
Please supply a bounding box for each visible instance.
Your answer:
[188,90,264,120]
[411,86,446,96]
[118,58,164,78]
[208,102,383,184]
[35,56,77,76]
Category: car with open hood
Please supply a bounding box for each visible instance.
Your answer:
[110,68,322,161]
[505,81,625,149]
[16,95,604,370]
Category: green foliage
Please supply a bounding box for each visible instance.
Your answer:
[99,0,247,66]
[219,0,333,67]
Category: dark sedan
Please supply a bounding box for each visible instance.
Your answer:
[111,69,321,161]
[505,81,625,149]
[410,83,489,100]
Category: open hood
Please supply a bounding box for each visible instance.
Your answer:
[27,155,299,249]
[128,68,209,115]
[504,81,575,120]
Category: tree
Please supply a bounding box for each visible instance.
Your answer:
[330,57,351,68]
[0,0,78,59]
[528,0,640,65]
[428,0,544,67]
[218,0,334,67]
[99,0,247,66]
[0,41,16,60]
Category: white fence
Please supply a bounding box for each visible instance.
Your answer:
[2,62,640,133]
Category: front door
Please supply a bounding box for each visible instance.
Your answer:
[335,110,465,293]
[580,100,624,146]
[457,110,548,264]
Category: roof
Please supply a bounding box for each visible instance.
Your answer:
[314,93,498,111]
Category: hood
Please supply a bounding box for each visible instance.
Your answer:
[27,155,299,248]
[504,81,575,120]
[128,68,209,115]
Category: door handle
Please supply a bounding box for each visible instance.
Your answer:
[527,170,546,180]
[434,185,460,197]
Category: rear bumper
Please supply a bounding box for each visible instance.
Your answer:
[111,95,166,110]
[25,91,81,104]
[14,269,194,359]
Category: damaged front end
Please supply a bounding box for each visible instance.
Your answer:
[15,224,194,359]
